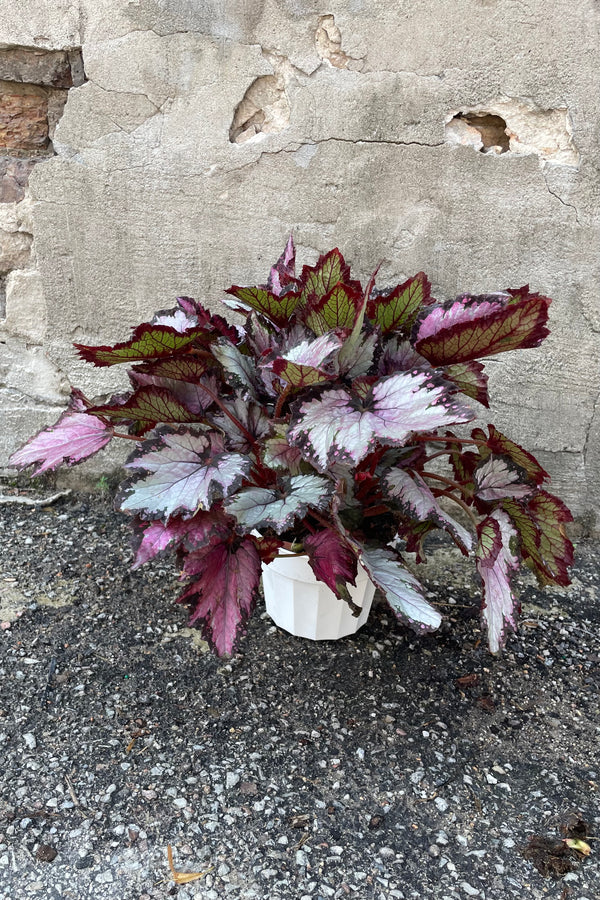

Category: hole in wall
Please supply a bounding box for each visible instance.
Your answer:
[229,73,290,144]
[444,100,579,167]
[447,113,510,154]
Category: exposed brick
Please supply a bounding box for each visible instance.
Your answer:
[0,157,38,203]
[0,84,49,153]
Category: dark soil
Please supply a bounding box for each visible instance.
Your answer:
[0,490,598,900]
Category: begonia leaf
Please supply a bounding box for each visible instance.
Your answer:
[367,272,432,334]
[304,529,358,601]
[88,386,199,433]
[444,361,489,407]
[502,491,573,586]
[131,509,231,569]
[211,399,272,453]
[225,474,332,533]
[248,534,284,564]
[359,546,442,632]
[175,296,241,343]
[305,282,362,334]
[152,307,198,332]
[378,339,431,377]
[131,356,213,382]
[289,372,473,472]
[268,234,297,295]
[118,428,250,520]
[74,323,216,367]
[383,467,472,553]
[263,429,304,474]
[269,333,341,389]
[473,425,549,485]
[211,341,263,398]
[298,248,359,306]
[476,510,520,653]
[129,370,219,416]
[178,536,262,655]
[9,390,113,475]
[474,456,534,502]
[344,331,378,379]
[415,291,551,364]
[223,285,300,327]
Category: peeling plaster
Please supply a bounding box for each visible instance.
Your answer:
[445,98,579,168]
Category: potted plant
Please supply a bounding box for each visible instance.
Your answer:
[10,237,573,655]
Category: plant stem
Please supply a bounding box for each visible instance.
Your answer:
[410,434,486,447]
[420,470,465,493]
[112,431,144,442]
[274,385,292,419]
[433,488,479,532]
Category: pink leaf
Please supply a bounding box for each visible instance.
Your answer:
[177,537,262,655]
[9,391,113,475]
[476,510,520,653]
[289,372,473,471]
[131,510,230,569]
[415,291,551,365]
[474,456,533,502]
[268,234,297,295]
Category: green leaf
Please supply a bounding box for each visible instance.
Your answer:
[223,285,299,327]
[299,248,355,306]
[88,386,199,433]
[75,323,214,367]
[366,272,431,334]
[444,361,489,407]
[305,282,362,334]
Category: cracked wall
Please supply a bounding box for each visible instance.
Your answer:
[1,1,600,521]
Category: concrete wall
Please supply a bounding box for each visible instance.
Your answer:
[1,0,599,520]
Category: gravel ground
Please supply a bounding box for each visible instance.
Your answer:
[0,488,598,900]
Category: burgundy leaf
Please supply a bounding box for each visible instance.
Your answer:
[9,390,113,475]
[502,491,573,587]
[88,386,199,433]
[177,536,262,655]
[263,429,304,474]
[131,356,213,382]
[304,282,363,334]
[304,529,358,600]
[443,361,489,407]
[129,370,219,416]
[474,425,549,485]
[415,291,551,365]
[131,509,231,569]
[298,248,360,306]
[223,285,300,328]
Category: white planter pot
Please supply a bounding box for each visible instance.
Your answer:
[262,552,375,641]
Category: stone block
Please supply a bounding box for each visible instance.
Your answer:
[0,157,38,203]
[0,228,32,274]
[4,269,45,343]
[0,48,74,89]
[0,84,49,153]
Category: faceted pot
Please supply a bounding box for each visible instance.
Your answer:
[262,551,375,641]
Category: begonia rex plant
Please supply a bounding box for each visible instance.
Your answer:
[10,237,573,655]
